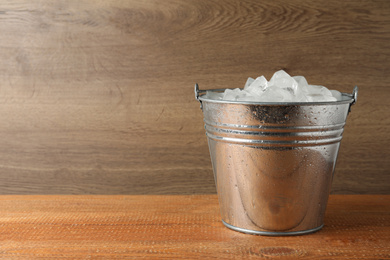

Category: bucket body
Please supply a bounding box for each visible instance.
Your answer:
[196,85,357,235]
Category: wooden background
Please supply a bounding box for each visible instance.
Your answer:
[0,0,389,194]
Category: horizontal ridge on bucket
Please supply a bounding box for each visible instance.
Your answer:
[204,124,345,147]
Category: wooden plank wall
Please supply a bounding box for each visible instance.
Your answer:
[0,0,389,194]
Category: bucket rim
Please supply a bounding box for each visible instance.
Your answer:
[195,85,358,107]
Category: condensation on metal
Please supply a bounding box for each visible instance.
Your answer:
[203,120,346,130]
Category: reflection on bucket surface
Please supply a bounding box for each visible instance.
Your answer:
[196,85,358,236]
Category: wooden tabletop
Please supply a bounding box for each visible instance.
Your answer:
[1,195,389,259]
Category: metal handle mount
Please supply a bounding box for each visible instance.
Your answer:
[351,86,358,106]
[194,83,205,110]
[348,86,358,113]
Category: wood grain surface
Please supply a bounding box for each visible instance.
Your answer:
[0,0,389,194]
[0,195,389,259]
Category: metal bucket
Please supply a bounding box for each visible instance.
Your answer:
[195,84,358,236]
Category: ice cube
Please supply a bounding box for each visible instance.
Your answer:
[244,76,267,96]
[257,87,285,102]
[223,88,245,101]
[269,70,298,90]
[293,76,309,93]
[293,88,309,102]
[306,94,337,102]
[330,90,342,101]
[306,85,332,96]
[326,96,337,101]
[204,91,223,100]
[237,94,259,102]
[244,77,255,88]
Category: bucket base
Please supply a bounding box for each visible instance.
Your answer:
[222,220,324,236]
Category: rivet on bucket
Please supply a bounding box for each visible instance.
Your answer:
[195,84,357,236]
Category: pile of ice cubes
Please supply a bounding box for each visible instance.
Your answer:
[204,70,342,102]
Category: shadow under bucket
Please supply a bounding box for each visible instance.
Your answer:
[195,84,358,236]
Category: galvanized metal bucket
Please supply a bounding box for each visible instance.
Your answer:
[195,84,358,236]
